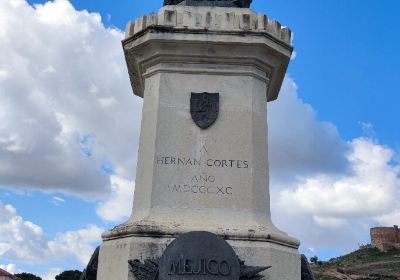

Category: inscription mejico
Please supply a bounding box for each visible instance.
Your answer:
[158,231,241,280]
[156,156,249,169]
[169,258,231,276]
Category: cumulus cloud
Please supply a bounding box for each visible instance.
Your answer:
[96,176,134,222]
[42,268,63,280]
[0,263,20,274]
[266,77,400,256]
[0,201,103,265]
[280,138,399,222]
[1,0,399,267]
[0,0,142,197]
[268,77,350,185]
[48,224,103,265]
[0,203,46,263]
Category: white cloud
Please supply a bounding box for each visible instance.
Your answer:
[267,77,400,256]
[0,0,399,267]
[96,176,134,222]
[279,138,399,220]
[360,121,377,139]
[51,196,66,206]
[0,203,46,262]
[48,224,103,265]
[0,69,9,80]
[98,96,118,108]
[41,268,62,280]
[374,211,400,227]
[0,0,142,197]
[268,77,350,185]
[0,263,20,274]
[0,201,103,265]
[272,137,400,254]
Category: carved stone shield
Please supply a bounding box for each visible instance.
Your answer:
[190,92,219,129]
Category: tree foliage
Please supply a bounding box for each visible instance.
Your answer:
[55,270,82,280]
[14,273,42,280]
[310,256,319,264]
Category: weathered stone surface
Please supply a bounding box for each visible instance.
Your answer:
[112,6,295,244]
[371,225,400,252]
[97,4,299,280]
[124,6,292,103]
[98,236,300,280]
[124,6,292,49]
[125,232,272,280]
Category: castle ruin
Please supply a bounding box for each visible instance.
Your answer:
[370,225,400,252]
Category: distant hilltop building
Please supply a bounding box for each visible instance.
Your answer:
[370,225,400,252]
[0,268,22,280]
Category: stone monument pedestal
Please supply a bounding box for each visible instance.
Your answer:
[97,5,300,280]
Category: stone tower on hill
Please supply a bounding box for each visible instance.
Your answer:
[371,225,400,252]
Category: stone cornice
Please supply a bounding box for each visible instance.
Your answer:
[102,221,301,249]
[125,5,292,47]
[123,6,293,102]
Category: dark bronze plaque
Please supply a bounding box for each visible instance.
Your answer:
[128,231,270,280]
[190,92,219,129]
[159,231,240,280]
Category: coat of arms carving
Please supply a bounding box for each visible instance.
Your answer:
[190,92,219,129]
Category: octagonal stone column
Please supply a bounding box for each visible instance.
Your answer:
[98,5,300,280]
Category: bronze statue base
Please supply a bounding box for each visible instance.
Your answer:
[163,0,252,8]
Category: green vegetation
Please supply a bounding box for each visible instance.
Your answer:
[55,270,82,280]
[313,247,400,280]
[14,273,42,280]
[327,247,400,267]
[315,276,340,280]
[310,256,319,264]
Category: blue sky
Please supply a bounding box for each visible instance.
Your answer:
[26,0,400,148]
[1,0,399,278]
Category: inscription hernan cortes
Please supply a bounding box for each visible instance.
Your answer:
[129,231,270,280]
[155,151,250,196]
[156,156,249,169]
[190,92,219,129]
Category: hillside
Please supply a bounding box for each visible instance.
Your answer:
[313,247,400,280]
